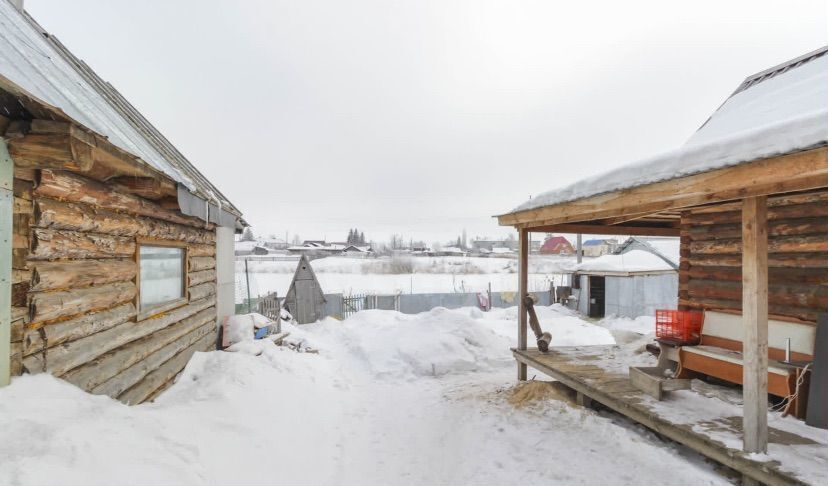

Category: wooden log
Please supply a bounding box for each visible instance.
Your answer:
[188,243,216,257]
[86,310,216,396]
[188,282,216,301]
[7,132,95,171]
[144,375,176,403]
[13,178,33,199]
[11,282,28,307]
[29,281,137,327]
[188,269,216,286]
[118,331,216,405]
[23,303,136,357]
[679,297,819,323]
[685,202,828,226]
[31,259,137,292]
[13,167,37,182]
[189,256,216,272]
[10,342,23,376]
[34,198,214,243]
[518,228,528,381]
[23,296,215,376]
[35,170,209,228]
[12,248,28,269]
[689,218,828,241]
[687,279,828,309]
[29,228,135,260]
[110,176,165,199]
[690,234,828,255]
[687,266,828,285]
[689,190,828,215]
[13,196,32,214]
[687,252,828,268]
[742,196,768,453]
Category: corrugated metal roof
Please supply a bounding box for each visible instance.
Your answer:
[0,0,243,220]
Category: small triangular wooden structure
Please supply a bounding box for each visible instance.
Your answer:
[283,255,326,324]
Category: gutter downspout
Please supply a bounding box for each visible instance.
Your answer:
[0,138,13,387]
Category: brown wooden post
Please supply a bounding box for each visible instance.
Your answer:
[518,228,529,380]
[742,196,768,453]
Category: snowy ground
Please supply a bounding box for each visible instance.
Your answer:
[238,255,576,300]
[0,305,734,486]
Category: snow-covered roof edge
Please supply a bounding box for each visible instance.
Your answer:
[504,47,828,217]
[0,1,244,224]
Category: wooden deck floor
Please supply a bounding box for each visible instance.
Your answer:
[514,347,825,486]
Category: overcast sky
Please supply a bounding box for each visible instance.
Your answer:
[26,0,828,244]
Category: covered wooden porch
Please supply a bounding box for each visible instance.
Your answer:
[513,346,826,486]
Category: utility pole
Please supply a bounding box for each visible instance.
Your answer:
[576,234,583,264]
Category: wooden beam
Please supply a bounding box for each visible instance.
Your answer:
[499,147,828,227]
[517,229,528,381]
[742,196,769,453]
[524,223,681,237]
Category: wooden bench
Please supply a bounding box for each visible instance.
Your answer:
[677,311,815,417]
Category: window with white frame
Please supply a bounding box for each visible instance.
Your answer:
[139,245,186,313]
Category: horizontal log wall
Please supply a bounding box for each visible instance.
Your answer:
[679,190,828,323]
[12,161,218,404]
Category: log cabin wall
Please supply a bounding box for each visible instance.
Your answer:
[678,190,828,324]
[10,164,219,404]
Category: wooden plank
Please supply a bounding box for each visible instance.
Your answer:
[30,259,137,292]
[524,223,680,237]
[517,229,528,380]
[29,281,137,327]
[22,297,214,376]
[29,228,135,260]
[512,349,805,486]
[189,256,216,272]
[85,309,216,396]
[23,303,136,356]
[742,196,769,453]
[34,197,214,243]
[498,146,828,227]
[118,331,215,405]
[188,269,216,286]
[188,282,216,301]
[7,132,95,172]
[35,170,208,229]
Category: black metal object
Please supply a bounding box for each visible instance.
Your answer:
[806,314,828,429]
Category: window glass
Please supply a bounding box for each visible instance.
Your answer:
[140,246,185,310]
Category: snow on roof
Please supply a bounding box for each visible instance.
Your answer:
[645,238,680,266]
[508,47,828,215]
[583,239,612,246]
[0,2,241,218]
[491,247,514,254]
[575,249,675,274]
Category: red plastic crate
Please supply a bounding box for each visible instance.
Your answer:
[655,310,704,345]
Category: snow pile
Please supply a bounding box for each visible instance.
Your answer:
[0,305,743,486]
[309,308,514,379]
[599,315,656,335]
[575,249,674,273]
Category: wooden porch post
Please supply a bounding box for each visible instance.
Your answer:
[742,196,768,453]
[517,228,528,380]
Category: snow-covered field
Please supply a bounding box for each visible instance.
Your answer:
[238,255,576,300]
[0,305,731,486]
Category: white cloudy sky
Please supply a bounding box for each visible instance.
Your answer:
[26,0,828,244]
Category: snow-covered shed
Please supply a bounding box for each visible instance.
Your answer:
[0,1,245,401]
[498,46,828,454]
[573,248,678,318]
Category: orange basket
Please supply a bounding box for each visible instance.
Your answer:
[655,310,704,345]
